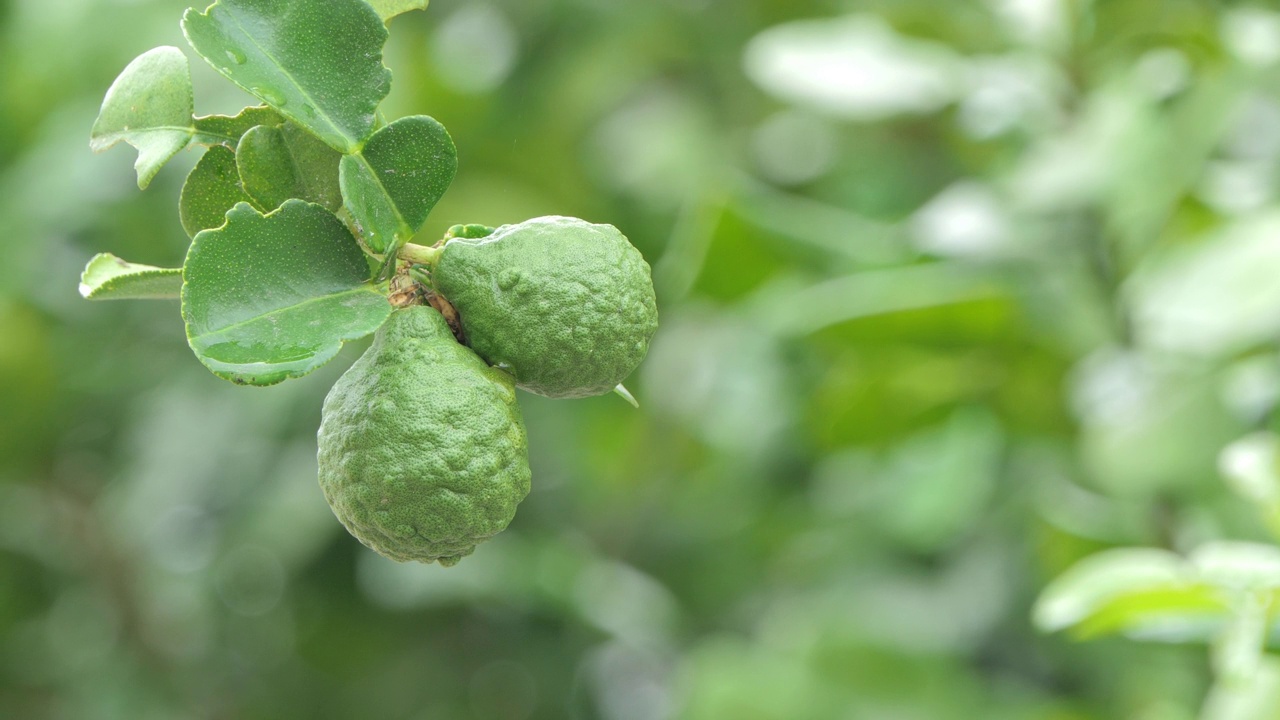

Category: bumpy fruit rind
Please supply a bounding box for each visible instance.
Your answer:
[432,216,659,399]
[317,305,531,565]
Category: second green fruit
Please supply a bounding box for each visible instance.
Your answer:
[433,216,659,399]
[316,305,531,565]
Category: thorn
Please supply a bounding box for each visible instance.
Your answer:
[613,384,639,409]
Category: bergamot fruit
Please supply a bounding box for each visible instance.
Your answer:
[317,305,531,565]
[432,216,659,399]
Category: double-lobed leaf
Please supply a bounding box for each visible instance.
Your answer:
[182,0,392,154]
[180,145,254,237]
[182,200,392,386]
[80,254,183,300]
[237,123,342,213]
[193,105,282,144]
[180,118,338,237]
[340,115,457,258]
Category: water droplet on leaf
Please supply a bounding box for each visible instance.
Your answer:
[252,87,287,107]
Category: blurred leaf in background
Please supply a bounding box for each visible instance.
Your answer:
[10,0,1280,718]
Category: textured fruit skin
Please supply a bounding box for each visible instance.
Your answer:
[317,306,531,565]
[433,216,659,398]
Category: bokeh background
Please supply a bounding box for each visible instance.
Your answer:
[6,0,1280,717]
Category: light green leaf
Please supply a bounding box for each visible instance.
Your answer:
[79,253,182,301]
[91,49,280,188]
[1202,656,1280,720]
[192,105,282,146]
[340,115,457,257]
[1034,545,1280,647]
[1221,434,1280,506]
[874,408,1004,552]
[754,265,1000,337]
[181,200,392,386]
[182,0,392,154]
[1220,434,1280,539]
[1192,542,1280,592]
[1034,548,1224,637]
[1071,587,1231,643]
[366,0,428,22]
[237,123,342,213]
[1130,213,1280,358]
[744,16,964,121]
[1213,593,1271,685]
[90,47,195,189]
[180,145,253,238]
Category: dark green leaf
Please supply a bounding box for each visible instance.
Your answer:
[80,254,182,300]
[181,200,392,386]
[180,145,254,238]
[236,123,342,213]
[90,46,195,189]
[181,0,391,154]
[339,115,457,256]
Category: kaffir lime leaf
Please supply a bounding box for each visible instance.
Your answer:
[317,305,531,565]
[432,216,659,398]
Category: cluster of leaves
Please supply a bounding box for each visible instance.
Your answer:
[1036,434,1280,715]
[84,0,449,386]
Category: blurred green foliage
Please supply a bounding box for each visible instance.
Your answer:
[6,0,1280,717]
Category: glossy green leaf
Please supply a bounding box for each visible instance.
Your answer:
[340,115,457,257]
[182,0,392,154]
[180,145,253,238]
[367,0,428,22]
[181,200,392,386]
[79,254,182,300]
[236,123,342,213]
[90,47,195,189]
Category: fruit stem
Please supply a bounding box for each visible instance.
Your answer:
[399,243,441,266]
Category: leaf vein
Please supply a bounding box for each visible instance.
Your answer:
[219,6,352,151]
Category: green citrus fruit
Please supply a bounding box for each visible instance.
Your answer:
[432,216,659,399]
[316,305,531,565]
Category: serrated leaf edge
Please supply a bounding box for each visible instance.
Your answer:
[79,253,182,300]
